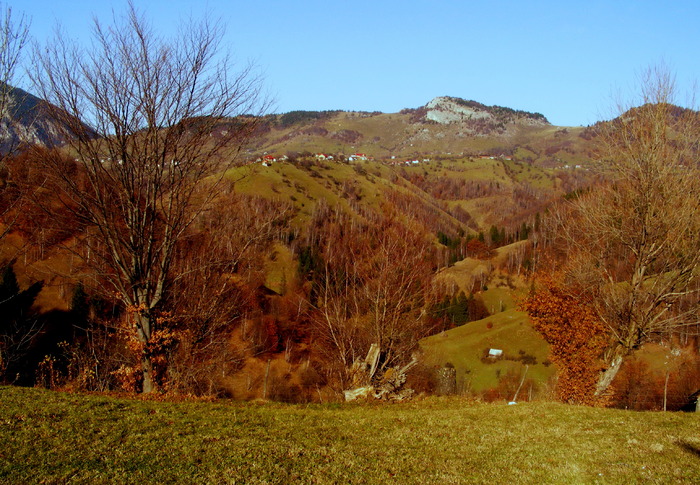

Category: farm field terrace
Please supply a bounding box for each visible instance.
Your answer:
[1,386,698,484]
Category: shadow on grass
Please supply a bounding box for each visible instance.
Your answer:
[677,441,700,459]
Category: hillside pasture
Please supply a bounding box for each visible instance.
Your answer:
[420,309,554,394]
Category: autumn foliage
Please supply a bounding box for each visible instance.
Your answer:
[521,276,609,405]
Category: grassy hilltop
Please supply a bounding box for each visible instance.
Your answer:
[1,386,699,484]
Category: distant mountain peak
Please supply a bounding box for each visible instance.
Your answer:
[423,96,549,126]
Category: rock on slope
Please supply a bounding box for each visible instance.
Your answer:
[423,96,549,133]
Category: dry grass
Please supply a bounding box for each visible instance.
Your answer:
[1,386,698,484]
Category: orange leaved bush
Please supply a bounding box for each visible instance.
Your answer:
[521,276,609,405]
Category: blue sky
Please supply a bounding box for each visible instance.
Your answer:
[17,0,700,126]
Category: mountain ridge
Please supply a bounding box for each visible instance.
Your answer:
[248,95,590,166]
[0,83,85,154]
[0,86,572,161]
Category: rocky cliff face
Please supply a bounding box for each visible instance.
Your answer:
[425,97,493,124]
[0,84,76,154]
[423,96,549,129]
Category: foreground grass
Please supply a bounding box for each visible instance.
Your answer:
[1,386,698,484]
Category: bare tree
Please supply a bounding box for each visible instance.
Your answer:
[312,208,434,389]
[31,4,265,392]
[164,192,290,395]
[360,222,434,373]
[553,66,700,396]
[0,4,29,134]
[0,5,29,240]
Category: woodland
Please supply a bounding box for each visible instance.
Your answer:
[0,5,699,412]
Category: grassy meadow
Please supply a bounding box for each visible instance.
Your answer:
[420,309,554,393]
[1,386,698,484]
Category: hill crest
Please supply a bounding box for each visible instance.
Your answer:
[423,96,549,126]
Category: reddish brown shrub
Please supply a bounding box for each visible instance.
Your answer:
[521,276,609,405]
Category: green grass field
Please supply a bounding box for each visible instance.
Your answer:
[1,386,698,484]
[420,309,554,393]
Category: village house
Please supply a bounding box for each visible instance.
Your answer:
[348,153,368,162]
[256,154,278,166]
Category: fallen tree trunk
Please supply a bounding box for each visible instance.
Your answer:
[344,344,418,401]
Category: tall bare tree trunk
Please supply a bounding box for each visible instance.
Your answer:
[134,311,155,392]
[141,353,154,394]
[595,354,623,396]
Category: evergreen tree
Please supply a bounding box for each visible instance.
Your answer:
[489,225,500,245]
[447,291,469,326]
[70,283,90,324]
[520,222,530,241]
[0,262,20,303]
[0,263,44,383]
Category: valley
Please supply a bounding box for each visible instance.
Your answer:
[0,83,697,412]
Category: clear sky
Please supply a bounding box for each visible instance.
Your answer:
[15,0,700,126]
